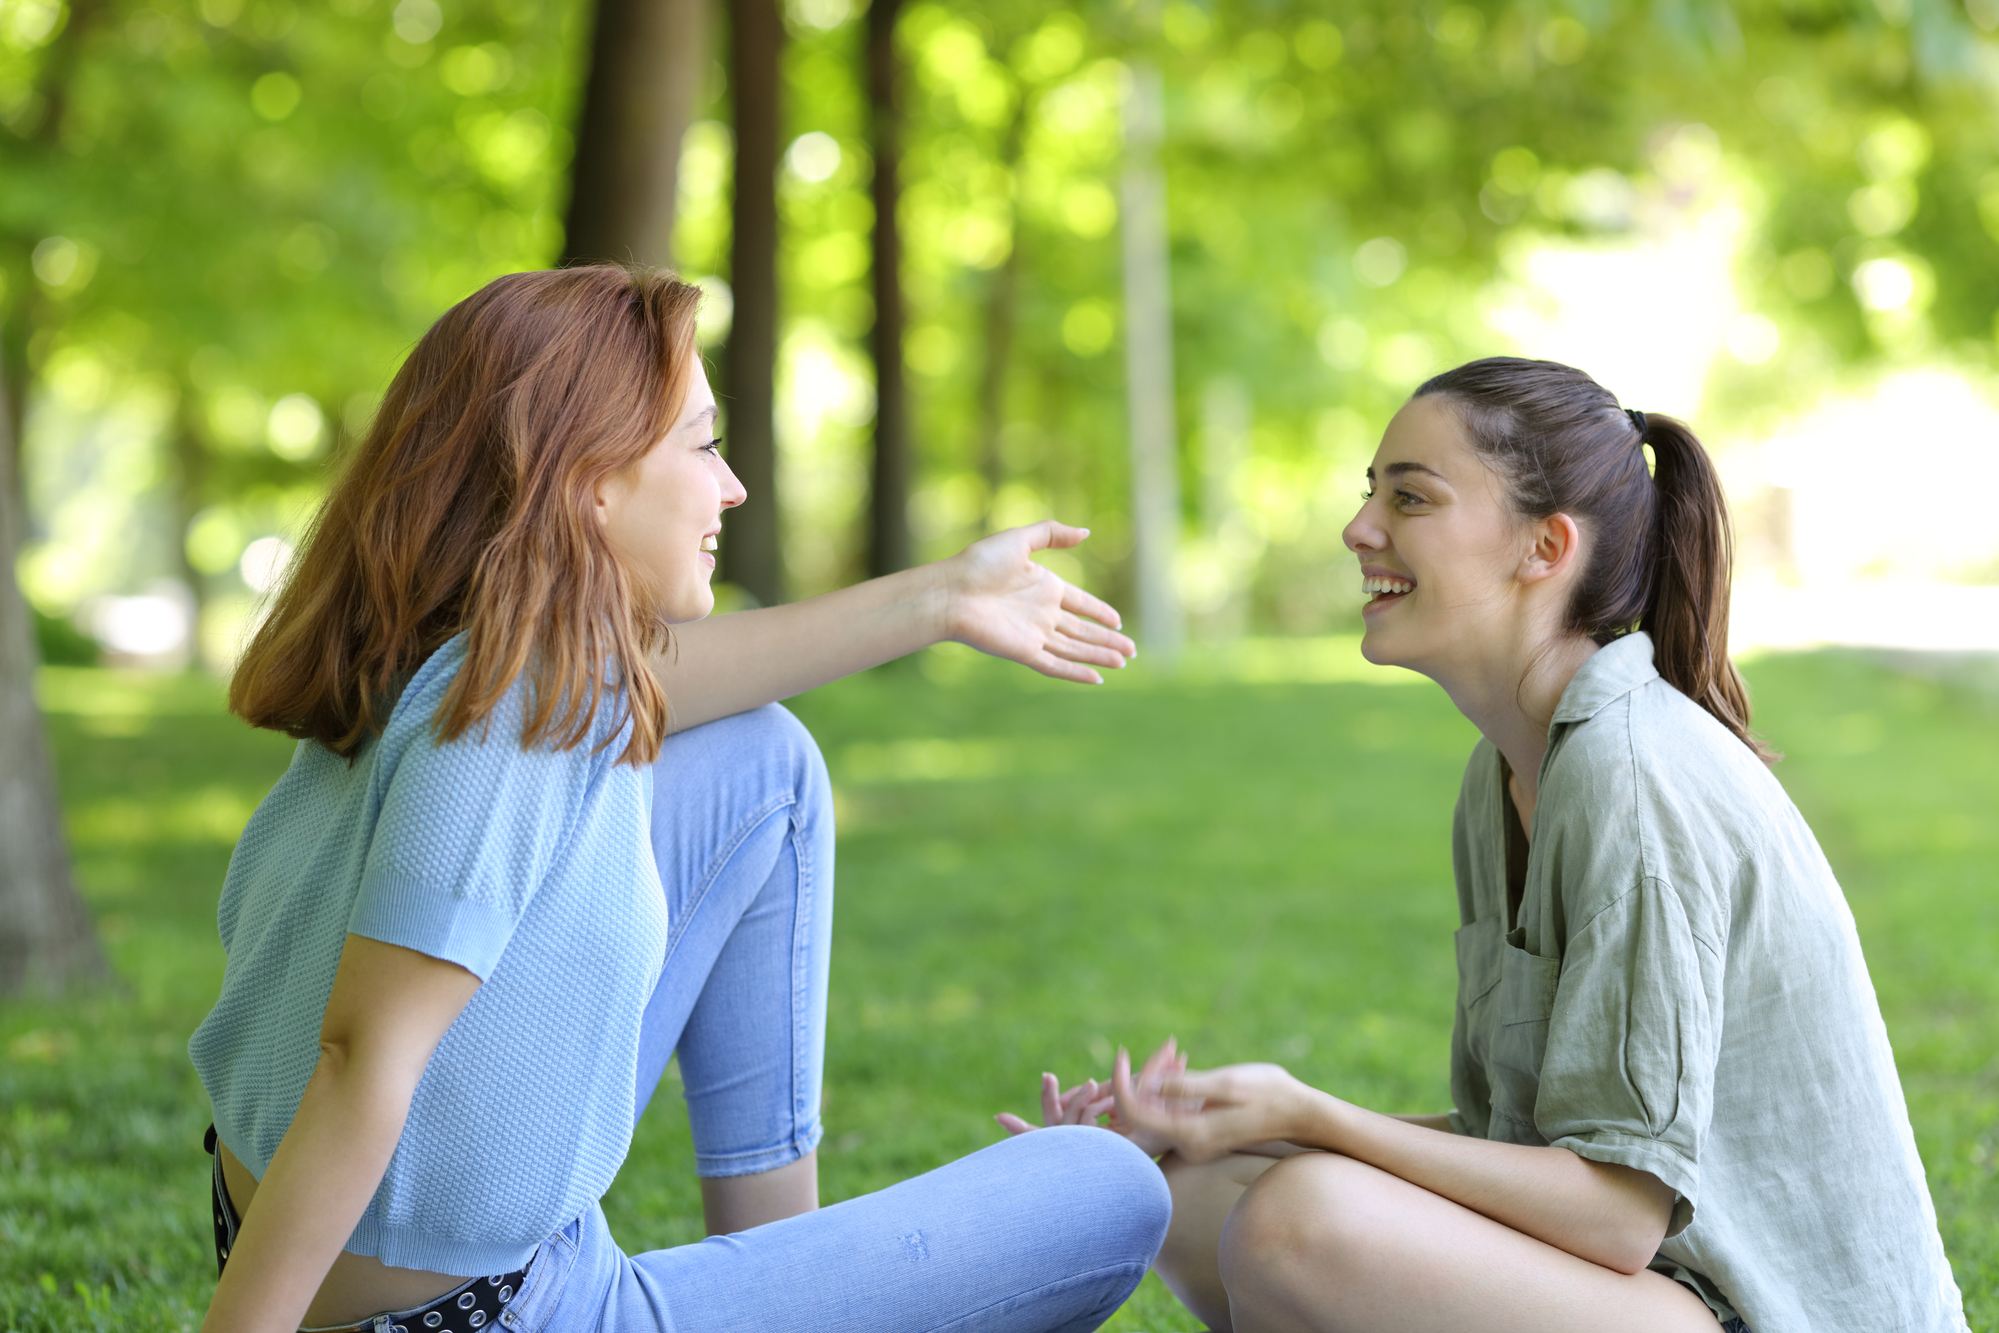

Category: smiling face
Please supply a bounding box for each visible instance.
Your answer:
[595,353,745,625]
[1340,395,1556,675]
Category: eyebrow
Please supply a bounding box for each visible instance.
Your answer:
[687,405,719,431]
[1366,462,1449,482]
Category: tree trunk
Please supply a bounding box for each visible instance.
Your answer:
[563,0,711,267]
[976,97,1028,534]
[1120,62,1183,659]
[865,0,910,577]
[721,0,784,605]
[0,348,105,996]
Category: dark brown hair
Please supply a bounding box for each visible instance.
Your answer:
[230,265,704,766]
[1414,356,1775,763]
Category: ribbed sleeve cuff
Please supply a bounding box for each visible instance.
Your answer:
[349,867,521,980]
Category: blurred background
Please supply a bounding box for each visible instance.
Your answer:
[6,4,1999,1328]
[6,0,1999,671]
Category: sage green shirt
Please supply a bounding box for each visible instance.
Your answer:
[1448,632,1966,1333]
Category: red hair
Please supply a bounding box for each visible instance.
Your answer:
[230,265,702,766]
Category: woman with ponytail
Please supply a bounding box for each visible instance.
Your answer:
[1003,358,1967,1333]
[192,265,1168,1333]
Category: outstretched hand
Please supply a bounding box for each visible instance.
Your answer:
[943,522,1136,684]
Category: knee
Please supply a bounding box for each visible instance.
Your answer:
[662,703,830,809]
[1217,1153,1380,1299]
[758,703,831,812]
[1014,1127,1172,1264]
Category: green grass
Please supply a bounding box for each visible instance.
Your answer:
[3,645,1995,1332]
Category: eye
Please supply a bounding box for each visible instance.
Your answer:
[1393,487,1427,510]
[703,436,723,455]
[1361,487,1376,501]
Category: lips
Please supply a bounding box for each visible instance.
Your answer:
[1361,569,1415,612]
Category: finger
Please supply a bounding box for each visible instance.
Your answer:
[1040,1073,1062,1127]
[1051,618,1134,662]
[1139,1036,1183,1092]
[1024,651,1104,686]
[1046,633,1132,673]
[1030,521,1090,552]
[995,1113,1036,1136]
[1112,1047,1173,1132]
[1057,611,1137,657]
[1152,1068,1232,1105]
[1058,582,1125,634]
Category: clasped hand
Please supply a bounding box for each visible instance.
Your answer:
[996,1037,1318,1165]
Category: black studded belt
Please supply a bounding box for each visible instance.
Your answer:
[206,1124,530,1332]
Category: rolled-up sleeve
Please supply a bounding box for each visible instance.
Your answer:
[1535,877,1723,1237]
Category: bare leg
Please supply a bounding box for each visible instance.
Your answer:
[1218,1153,1720,1333]
[1156,1151,1287,1332]
[698,1150,819,1235]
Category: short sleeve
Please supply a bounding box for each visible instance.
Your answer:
[1536,879,1723,1237]
[351,691,595,980]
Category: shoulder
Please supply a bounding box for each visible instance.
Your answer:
[378,634,630,775]
[1545,675,1801,899]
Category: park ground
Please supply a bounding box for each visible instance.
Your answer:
[2,641,1996,1331]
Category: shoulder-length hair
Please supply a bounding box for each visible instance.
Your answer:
[230,265,702,767]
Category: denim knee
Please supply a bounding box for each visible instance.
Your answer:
[1013,1127,1172,1269]
[692,703,829,815]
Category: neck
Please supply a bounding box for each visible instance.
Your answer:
[1425,623,1599,807]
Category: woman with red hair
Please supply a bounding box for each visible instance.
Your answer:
[191,265,1168,1333]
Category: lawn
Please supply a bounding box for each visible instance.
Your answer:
[3,643,1995,1332]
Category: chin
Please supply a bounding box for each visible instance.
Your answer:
[661,588,715,626]
[1358,623,1418,671]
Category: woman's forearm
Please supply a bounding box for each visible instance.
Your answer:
[1292,1091,1673,1273]
[657,565,948,732]
[200,1049,422,1333]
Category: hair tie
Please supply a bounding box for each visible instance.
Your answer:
[1626,408,1648,437]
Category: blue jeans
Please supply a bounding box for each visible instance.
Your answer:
[510,705,1169,1332]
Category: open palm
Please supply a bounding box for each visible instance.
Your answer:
[944,522,1137,683]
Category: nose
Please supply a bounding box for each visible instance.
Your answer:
[1343,496,1386,555]
[719,459,747,509]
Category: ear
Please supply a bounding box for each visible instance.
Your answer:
[591,469,623,529]
[1517,512,1582,586]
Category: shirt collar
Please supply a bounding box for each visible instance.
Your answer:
[1550,631,1660,727]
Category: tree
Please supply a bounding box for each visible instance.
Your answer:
[722,0,786,605]
[1119,57,1183,659]
[564,0,712,268]
[0,352,104,995]
[865,0,911,577]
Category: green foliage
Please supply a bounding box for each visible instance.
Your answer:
[31,605,93,663]
[5,650,1996,1329]
[2,0,581,623]
[7,0,1999,621]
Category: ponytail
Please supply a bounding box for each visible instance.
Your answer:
[1637,416,1777,763]
[1414,357,1776,764]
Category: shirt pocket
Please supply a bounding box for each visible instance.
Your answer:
[1487,935,1561,1144]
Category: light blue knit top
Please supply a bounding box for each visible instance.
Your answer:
[188,635,668,1276]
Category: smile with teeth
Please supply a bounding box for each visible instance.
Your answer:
[701,535,719,552]
[1363,574,1415,599]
